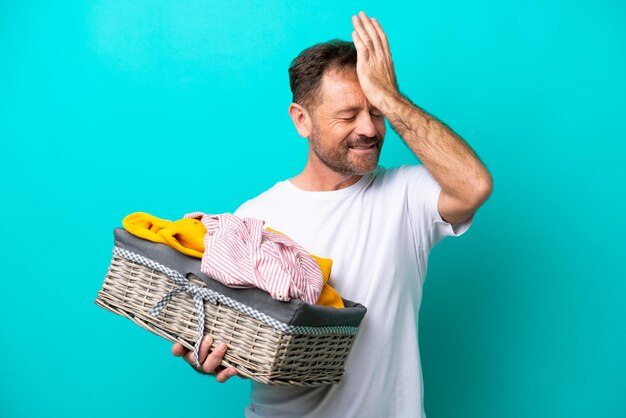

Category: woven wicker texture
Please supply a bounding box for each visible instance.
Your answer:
[95,254,357,386]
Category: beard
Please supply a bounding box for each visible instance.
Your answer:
[309,120,384,176]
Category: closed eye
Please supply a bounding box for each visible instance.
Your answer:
[338,112,383,121]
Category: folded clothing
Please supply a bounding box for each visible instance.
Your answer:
[122,212,344,308]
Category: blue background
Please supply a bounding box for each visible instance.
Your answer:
[1,1,625,417]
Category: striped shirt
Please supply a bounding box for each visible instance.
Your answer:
[184,212,324,304]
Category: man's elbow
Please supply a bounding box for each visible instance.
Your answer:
[473,172,493,206]
[460,172,493,209]
[444,171,493,213]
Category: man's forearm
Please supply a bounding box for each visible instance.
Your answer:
[381,93,492,204]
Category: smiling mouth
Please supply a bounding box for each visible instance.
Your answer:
[348,143,377,150]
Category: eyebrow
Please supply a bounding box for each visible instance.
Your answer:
[336,105,361,113]
[336,105,381,113]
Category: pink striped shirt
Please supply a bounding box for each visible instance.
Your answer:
[184,212,324,304]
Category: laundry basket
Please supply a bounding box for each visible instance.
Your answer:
[94,228,367,387]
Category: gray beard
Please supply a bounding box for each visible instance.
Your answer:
[309,127,382,176]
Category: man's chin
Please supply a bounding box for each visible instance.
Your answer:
[345,160,379,176]
[315,150,380,176]
[349,154,380,173]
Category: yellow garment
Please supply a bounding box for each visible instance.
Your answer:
[158,219,206,258]
[122,212,206,258]
[265,227,344,309]
[122,212,344,308]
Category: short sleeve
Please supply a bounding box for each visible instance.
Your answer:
[399,164,474,251]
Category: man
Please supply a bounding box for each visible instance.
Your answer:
[172,11,492,417]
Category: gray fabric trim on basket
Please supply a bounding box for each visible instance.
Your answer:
[113,228,367,328]
[113,246,360,338]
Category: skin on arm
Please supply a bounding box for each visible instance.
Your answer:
[172,336,245,383]
[351,11,493,224]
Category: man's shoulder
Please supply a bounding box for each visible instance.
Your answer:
[233,180,288,217]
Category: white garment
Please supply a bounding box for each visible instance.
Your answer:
[233,164,474,418]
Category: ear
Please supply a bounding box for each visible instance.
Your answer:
[288,103,312,138]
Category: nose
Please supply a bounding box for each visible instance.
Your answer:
[354,112,377,138]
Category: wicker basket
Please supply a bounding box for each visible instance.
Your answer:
[95,228,367,387]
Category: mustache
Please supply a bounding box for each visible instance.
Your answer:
[347,134,383,147]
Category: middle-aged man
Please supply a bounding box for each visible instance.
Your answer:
[172,11,493,417]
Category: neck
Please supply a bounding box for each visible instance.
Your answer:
[290,154,363,192]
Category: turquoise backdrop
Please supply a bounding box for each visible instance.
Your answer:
[1,1,625,417]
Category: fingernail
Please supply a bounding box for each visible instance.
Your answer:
[204,335,211,342]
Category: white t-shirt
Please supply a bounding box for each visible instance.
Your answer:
[233,164,474,418]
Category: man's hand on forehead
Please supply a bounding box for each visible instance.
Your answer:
[351,11,400,114]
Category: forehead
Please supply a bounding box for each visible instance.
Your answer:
[318,69,368,110]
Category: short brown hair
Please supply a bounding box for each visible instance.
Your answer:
[288,39,357,110]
